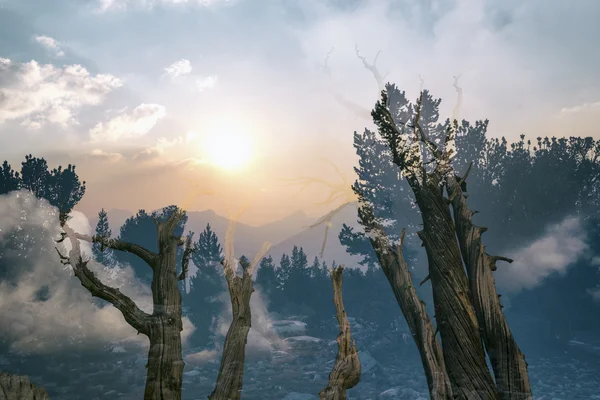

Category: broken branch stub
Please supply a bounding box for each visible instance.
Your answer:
[319,265,361,400]
[209,211,271,400]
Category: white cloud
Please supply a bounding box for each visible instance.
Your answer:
[87,148,125,163]
[212,283,287,355]
[0,58,122,128]
[164,59,192,80]
[97,0,232,13]
[34,35,65,58]
[0,190,195,354]
[196,75,217,92]
[89,103,166,142]
[134,131,200,160]
[184,348,218,365]
[587,288,600,303]
[495,217,589,292]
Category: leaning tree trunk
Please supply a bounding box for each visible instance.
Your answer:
[358,205,453,399]
[412,174,498,400]
[144,217,186,400]
[319,265,361,400]
[208,262,254,400]
[447,174,532,399]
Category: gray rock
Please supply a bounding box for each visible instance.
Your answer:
[0,371,50,400]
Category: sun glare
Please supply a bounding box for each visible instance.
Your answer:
[203,122,254,171]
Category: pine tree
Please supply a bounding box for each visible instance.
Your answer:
[93,208,114,266]
[192,223,223,269]
[310,256,321,278]
[277,253,291,290]
[185,223,224,345]
[256,255,278,295]
[117,206,187,285]
[0,161,20,195]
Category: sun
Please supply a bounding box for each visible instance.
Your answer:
[203,122,254,171]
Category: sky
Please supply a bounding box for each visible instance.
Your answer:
[0,0,599,225]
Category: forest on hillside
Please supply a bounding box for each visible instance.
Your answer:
[1,82,600,400]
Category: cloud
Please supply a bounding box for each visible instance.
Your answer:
[495,217,589,292]
[0,58,122,128]
[34,35,65,57]
[0,190,195,354]
[134,131,200,161]
[554,101,600,137]
[134,135,184,160]
[211,279,287,357]
[86,148,125,163]
[196,75,217,92]
[89,103,166,142]
[184,348,218,365]
[96,0,232,13]
[588,288,600,303]
[164,59,192,80]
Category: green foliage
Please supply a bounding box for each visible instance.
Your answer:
[92,209,115,266]
[116,206,187,284]
[192,223,223,269]
[0,155,86,215]
[0,161,20,194]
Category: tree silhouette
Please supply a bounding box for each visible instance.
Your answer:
[92,209,115,266]
[0,161,20,195]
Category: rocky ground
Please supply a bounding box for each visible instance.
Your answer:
[1,316,599,399]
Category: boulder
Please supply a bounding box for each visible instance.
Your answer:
[0,372,50,400]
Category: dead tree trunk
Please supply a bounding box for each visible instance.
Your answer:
[412,175,499,400]
[447,173,532,399]
[319,265,361,400]
[56,208,190,400]
[208,213,271,400]
[144,213,187,400]
[208,260,254,400]
[358,206,452,399]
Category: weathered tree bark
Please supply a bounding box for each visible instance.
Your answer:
[208,259,254,400]
[319,265,361,400]
[412,174,499,400]
[359,206,452,399]
[0,372,49,400]
[447,173,532,399]
[56,209,189,400]
[144,213,187,400]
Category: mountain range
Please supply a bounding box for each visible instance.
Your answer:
[87,205,364,268]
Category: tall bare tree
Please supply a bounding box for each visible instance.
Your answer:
[209,213,271,400]
[56,207,193,400]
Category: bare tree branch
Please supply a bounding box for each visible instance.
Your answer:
[320,48,372,120]
[56,224,151,336]
[178,232,195,281]
[358,207,452,398]
[74,233,158,269]
[319,265,361,399]
[452,74,463,122]
[355,45,387,92]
